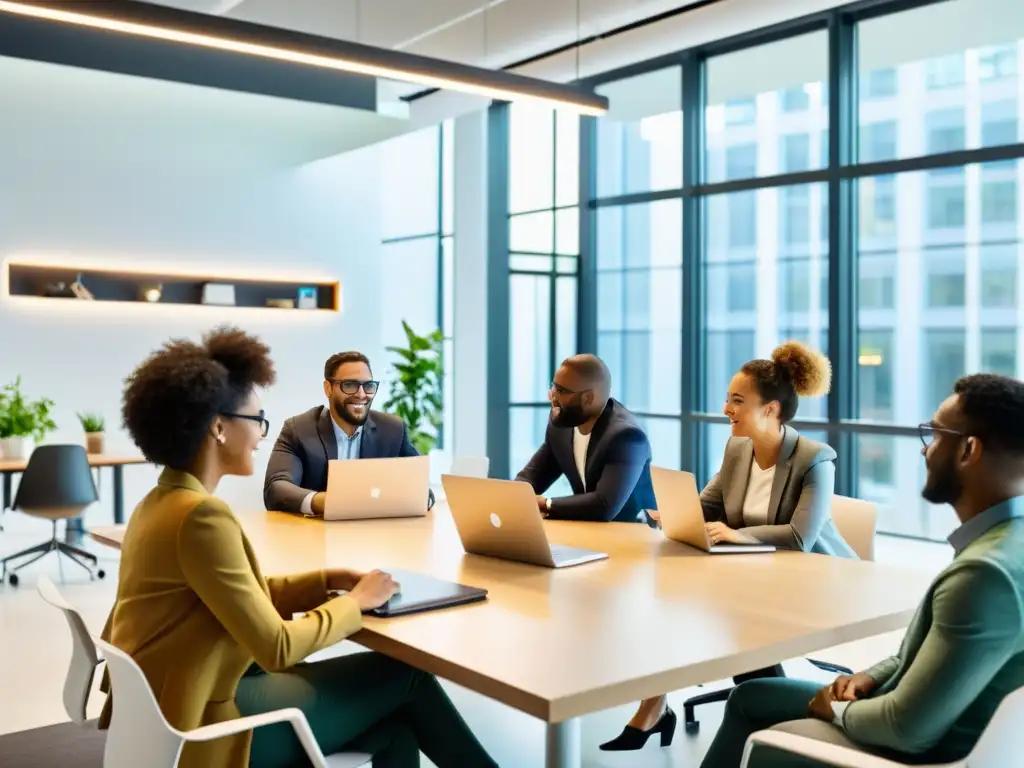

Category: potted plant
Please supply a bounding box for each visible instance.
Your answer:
[0,377,57,460]
[78,412,106,455]
[383,321,445,456]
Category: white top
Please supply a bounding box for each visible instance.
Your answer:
[741,461,776,526]
[572,428,591,491]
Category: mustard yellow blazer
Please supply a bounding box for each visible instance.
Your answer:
[100,469,362,768]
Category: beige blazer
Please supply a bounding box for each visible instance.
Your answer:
[100,469,363,768]
[701,427,856,557]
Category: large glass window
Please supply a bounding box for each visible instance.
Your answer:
[597,200,682,416]
[578,0,1024,542]
[705,183,829,418]
[852,0,1024,538]
[706,31,829,183]
[508,103,579,474]
[596,68,682,197]
[379,122,455,448]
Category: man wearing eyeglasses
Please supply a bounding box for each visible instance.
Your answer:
[699,373,1024,768]
[515,354,656,524]
[264,351,427,516]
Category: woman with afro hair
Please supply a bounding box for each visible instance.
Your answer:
[601,340,856,753]
[100,326,497,768]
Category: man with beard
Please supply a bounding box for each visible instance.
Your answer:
[264,351,430,516]
[698,373,1024,768]
[515,354,656,523]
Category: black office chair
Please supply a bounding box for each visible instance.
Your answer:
[682,656,853,734]
[1,445,105,587]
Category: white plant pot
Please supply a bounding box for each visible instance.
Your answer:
[0,436,27,461]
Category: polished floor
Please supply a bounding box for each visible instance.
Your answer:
[0,509,950,767]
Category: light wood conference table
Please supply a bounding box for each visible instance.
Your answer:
[92,505,935,768]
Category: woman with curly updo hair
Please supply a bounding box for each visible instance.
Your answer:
[601,341,855,753]
[100,326,496,768]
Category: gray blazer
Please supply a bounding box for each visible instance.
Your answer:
[701,427,856,557]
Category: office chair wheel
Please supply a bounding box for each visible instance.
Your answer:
[684,703,699,735]
[7,572,19,587]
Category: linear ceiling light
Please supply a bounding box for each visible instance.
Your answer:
[0,0,608,116]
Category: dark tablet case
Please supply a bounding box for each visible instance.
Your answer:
[366,569,488,617]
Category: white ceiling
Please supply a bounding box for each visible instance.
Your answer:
[0,55,414,169]
[149,0,707,73]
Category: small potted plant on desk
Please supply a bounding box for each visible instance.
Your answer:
[78,412,105,455]
[0,377,57,460]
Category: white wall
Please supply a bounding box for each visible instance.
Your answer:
[0,113,383,523]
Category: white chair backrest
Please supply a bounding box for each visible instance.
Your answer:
[967,685,1024,767]
[37,576,100,725]
[95,638,187,768]
[831,496,877,562]
[450,456,489,479]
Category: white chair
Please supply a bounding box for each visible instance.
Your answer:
[450,456,490,479]
[96,638,371,768]
[832,495,879,562]
[37,575,102,724]
[741,685,1024,767]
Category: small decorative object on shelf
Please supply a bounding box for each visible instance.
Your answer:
[297,286,317,309]
[0,377,56,460]
[78,412,105,454]
[266,298,296,309]
[139,283,163,303]
[43,281,76,298]
[70,273,94,300]
[201,282,236,306]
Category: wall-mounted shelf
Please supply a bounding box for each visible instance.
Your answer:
[4,263,340,311]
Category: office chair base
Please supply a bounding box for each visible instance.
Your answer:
[1,521,104,587]
[682,664,786,735]
[683,688,730,734]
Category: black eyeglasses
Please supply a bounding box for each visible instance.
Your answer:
[918,422,965,447]
[330,379,379,396]
[550,382,591,397]
[222,410,270,438]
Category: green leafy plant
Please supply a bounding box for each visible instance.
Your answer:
[78,412,105,433]
[383,321,445,456]
[0,377,57,441]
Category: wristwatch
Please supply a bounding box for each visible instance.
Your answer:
[545,498,553,515]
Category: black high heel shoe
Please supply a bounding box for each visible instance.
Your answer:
[599,706,677,751]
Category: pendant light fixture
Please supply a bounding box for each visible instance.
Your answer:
[0,0,608,116]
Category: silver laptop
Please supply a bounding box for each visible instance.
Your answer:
[324,456,430,520]
[651,466,776,554]
[441,475,608,568]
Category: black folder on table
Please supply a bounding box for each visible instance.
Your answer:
[364,569,488,617]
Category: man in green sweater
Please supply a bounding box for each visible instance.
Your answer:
[701,373,1024,767]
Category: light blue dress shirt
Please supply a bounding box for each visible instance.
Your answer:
[301,417,363,516]
[947,496,1024,555]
